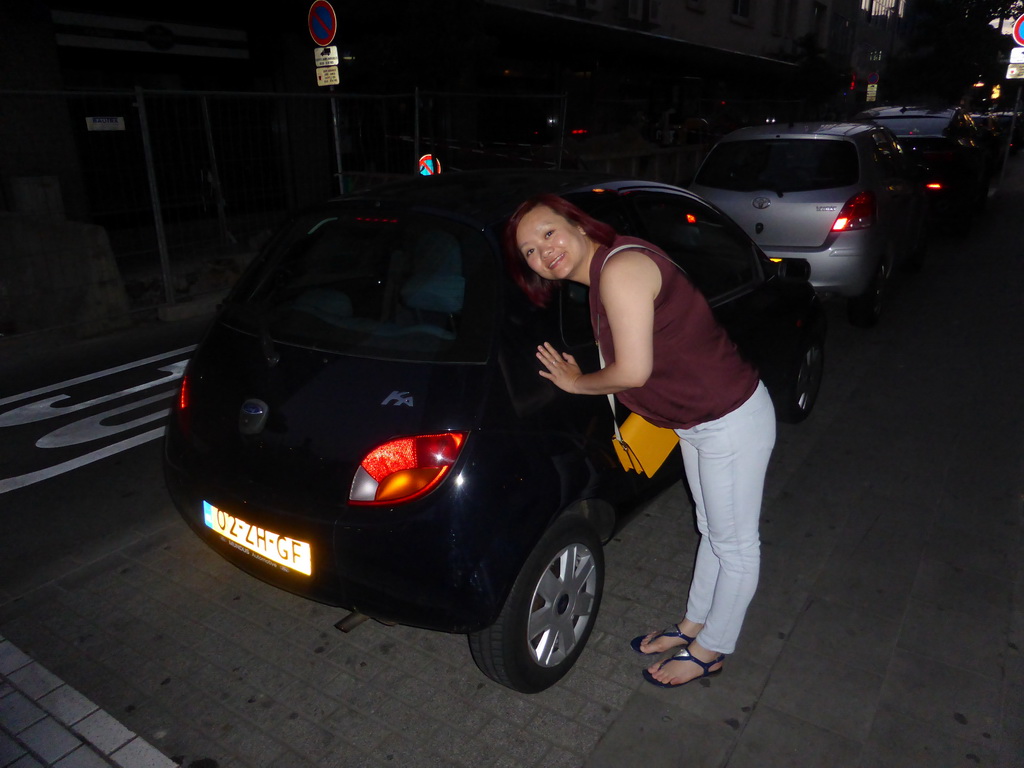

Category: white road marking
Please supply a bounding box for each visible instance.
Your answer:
[0,346,196,494]
[0,345,195,407]
[0,427,166,494]
[36,395,173,448]
[0,362,187,427]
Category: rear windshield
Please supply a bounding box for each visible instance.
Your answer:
[694,138,858,193]
[868,116,949,137]
[223,205,496,363]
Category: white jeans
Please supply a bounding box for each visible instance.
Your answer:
[673,381,776,655]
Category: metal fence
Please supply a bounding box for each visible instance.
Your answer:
[0,86,808,336]
[1,87,582,335]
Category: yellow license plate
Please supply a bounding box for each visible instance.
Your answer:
[203,501,312,576]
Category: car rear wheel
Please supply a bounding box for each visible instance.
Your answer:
[847,260,886,328]
[776,330,824,424]
[468,515,604,693]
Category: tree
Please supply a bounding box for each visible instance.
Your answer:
[886,0,1020,103]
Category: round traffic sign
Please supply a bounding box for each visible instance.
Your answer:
[418,154,441,176]
[308,0,337,47]
[1014,14,1024,47]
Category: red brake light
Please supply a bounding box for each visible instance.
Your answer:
[175,373,191,435]
[350,432,467,505]
[832,191,875,232]
[178,374,190,411]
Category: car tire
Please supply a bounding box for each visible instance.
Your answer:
[468,515,604,693]
[776,330,824,424]
[847,260,886,328]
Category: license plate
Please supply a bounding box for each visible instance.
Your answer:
[203,501,312,576]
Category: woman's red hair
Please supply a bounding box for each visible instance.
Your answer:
[502,193,617,307]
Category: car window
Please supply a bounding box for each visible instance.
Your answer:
[556,191,630,351]
[625,191,758,299]
[694,138,858,193]
[871,131,903,177]
[223,206,496,363]
[870,115,950,137]
[555,190,760,350]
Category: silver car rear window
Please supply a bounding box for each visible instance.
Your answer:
[695,138,859,193]
[225,207,496,363]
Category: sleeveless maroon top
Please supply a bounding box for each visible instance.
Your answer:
[589,236,759,430]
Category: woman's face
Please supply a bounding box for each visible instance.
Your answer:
[516,205,594,283]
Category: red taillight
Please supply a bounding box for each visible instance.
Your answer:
[832,191,876,232]
[177,374,190,411]
[350,432,467,505]
[175,373,191,435]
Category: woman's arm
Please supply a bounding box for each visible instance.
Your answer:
[537,249,662,395]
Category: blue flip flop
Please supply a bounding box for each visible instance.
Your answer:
[629,626,695,655]
[642,649,725,688]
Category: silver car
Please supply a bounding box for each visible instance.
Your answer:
[689,121,927,326]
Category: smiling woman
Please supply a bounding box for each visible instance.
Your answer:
[504,191,775,689]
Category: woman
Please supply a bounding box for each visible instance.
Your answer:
[502,194,776,688]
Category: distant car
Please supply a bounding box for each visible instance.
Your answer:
[855,105,990,233]
[163,170,825,694]
[970,113,1010,172]
[992,111,1023,156]
[689,121,928,327]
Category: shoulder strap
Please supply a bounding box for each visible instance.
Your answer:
[596,240,682,438]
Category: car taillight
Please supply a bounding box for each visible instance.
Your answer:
[178,374,190,410]
[350,432,467,505]
[175,373,191,434]
[831,191,875,231]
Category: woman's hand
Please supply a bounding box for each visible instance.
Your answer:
[536,342,582,393]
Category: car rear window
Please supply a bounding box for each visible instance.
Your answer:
[223,205,496,363]
[869,116,950,137]
[694,138,858,193]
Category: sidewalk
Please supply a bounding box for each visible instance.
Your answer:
[585,164,1024,765]
[1,636,175,768]
[0,164,1021,767]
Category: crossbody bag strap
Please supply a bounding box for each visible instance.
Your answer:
[597,243,660,439]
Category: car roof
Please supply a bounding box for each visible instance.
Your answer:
[855,105,958,119]
[713,121,883,142]
[324,169,693,228]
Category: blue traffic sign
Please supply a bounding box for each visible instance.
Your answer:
[308,0,337,47]
[418,154,441,176]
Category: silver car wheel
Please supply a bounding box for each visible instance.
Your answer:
[794,342,824,413]
[525,541,600,667]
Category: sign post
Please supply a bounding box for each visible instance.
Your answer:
[308,1,344,193]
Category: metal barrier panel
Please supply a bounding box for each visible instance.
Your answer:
[0,87,803,336]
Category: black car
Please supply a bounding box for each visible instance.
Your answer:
[854,106,990,233]
[163,170,825,693]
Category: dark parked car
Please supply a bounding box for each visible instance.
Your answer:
[993,111,1023,156]
[970,113,1010,172]
[854,105,990,233]
[163,170,825,693]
